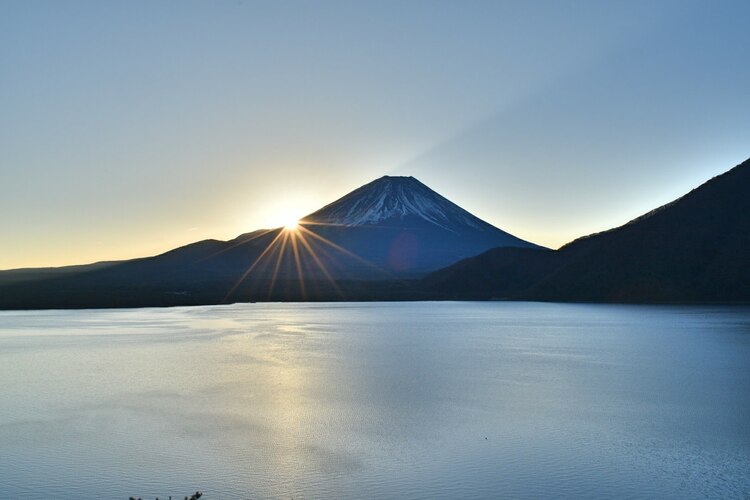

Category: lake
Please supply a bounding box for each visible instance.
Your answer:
[1,302,749,499]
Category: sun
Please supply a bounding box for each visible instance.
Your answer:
[284,219,300,231]
[257,199,312,232]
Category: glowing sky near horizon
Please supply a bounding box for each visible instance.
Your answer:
[1,0,749,269]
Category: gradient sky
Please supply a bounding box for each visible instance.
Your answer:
[2,0,749,269]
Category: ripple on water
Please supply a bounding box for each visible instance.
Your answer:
[1,302,749,498]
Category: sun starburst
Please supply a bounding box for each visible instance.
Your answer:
[222,219,391,303]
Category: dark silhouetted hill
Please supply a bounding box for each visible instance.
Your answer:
[0,176,536,309]
[426,157,750,303]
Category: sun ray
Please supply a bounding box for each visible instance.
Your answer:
[289,231,307,300]
[296,219,347,227]
[220,220,400,303]
[295,229,344,298]
[224,229,285,301]
[267,231,290,299]
[297,225,394,278]
[197,228,277,264]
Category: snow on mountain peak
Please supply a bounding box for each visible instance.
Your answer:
[303,175,492,233]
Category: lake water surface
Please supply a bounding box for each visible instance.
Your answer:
[1,302,749,499]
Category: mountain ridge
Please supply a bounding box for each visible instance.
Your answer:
[426,157,750,303]
[0,174,538,309]
[304,175,512,235]
[4,157,747,310]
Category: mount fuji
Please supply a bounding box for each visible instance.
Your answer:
[0,175,539,308]
[307,175,511,230]
[300,175,540,275]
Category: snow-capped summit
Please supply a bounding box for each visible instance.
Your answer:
[305,175,500,233]
[299,175,541,274]
[0,173,545,308]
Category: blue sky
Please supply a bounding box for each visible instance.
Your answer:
[1,0,749,268]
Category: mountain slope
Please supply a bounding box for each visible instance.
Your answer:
[426,157,750,303]
[301,176,540,274]
[306,175,509,232]
[0,175,536,309]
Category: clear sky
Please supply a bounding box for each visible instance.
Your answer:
[2,0,749,269]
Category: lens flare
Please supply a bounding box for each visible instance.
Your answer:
[222,219,392,303]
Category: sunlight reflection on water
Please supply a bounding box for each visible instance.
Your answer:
[1,302,749,499]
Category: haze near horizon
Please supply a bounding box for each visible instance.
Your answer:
[2,0,749,269]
